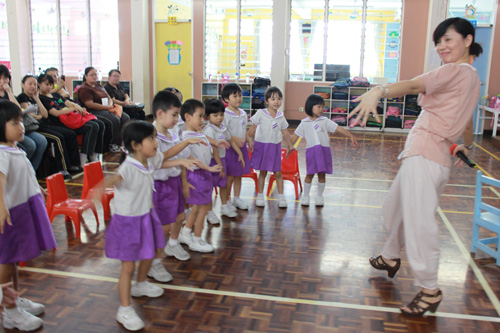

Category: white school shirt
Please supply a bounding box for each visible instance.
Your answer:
[202,123,231,158]
[250,109,289,144]
[154,130,189,181]
[294,116,338,148]
[0,145,40,209]
[181,131,212,169]
[114,152,164,216]
[223,108,247,139]
[174,119,186,137]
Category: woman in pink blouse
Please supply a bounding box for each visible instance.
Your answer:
[349,17,481,316]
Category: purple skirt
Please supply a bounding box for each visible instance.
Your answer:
[153,177,185,225]
[226,144,251,176]
[210,157,227,188]
[105,209,166,261]
[306,145,333,175]
[0,194,57,264]
[186,169,213,205]
[250,141,282,172]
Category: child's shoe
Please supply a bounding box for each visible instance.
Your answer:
[116,306,145,331]
[206,211,221,224]
[315,196,324,207]
[131,281,164,298]
[147,261,173,283]
[221,204,237,218]
[278,198,288,208]
[16,297,45,316]
[164,243,190,261]
[189,239,214,253]
[178,228,194,246]
[227,202,238,212]
[2,307,43,331]
[232,197,249,210]
[255,197,265,207]
[300,195,310,206]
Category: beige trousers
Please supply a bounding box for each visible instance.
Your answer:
[380,155,450,289]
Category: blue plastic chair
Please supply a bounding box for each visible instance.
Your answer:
[471,170,500,265]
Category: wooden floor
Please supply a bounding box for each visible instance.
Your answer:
[5,130,500,332]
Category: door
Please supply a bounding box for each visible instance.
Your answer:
[155,22,192,99]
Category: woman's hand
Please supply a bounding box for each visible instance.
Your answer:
[347,88,382,127]
[452,144,469,168]
[2,83,11,93]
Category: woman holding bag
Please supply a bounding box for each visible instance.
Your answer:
[38,74,105,167]
[78,67,130,153]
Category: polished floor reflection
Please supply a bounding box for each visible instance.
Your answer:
[12,131,500,332]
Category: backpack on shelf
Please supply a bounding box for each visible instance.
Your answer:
[252,77,270,109]
[351,77,370,87]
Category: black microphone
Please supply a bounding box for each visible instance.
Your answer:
[450,144,476,168]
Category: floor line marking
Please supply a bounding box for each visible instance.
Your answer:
[18,267,500,323]
[268,137,302,197]
[488,186,500,199]
[473,142,500,163]
[438,207,500,317]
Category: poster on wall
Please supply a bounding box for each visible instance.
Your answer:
[165,40,183,65]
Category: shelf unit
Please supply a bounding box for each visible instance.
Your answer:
[313,85,421,132]
[201,82,254,119]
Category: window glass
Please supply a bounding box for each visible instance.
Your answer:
[0,0,10,64]
[90,0,119,73]
[448,0,495,25]
[31,0,60,74]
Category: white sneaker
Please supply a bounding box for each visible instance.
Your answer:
[315,196,324,207]
[147,262,173,283]
[278,198,287,208]
[131,281,164,298]
[255,197,265,207]
[178,229,194,246]
[164,242,190,261]
[16,297,45,316]
[232,197,249,210]
[2,307,43,331]
[206,211,221,225]
[221,205,237,218]
[189,239,214,253]
[116,306,145,331]
[227,202,237,212]
[300,195,310,207]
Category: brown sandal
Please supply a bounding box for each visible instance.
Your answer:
[400,289,442,316]
[369,255,400,278]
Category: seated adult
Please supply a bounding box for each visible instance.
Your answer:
[18,74,81,179]
[38,74,105,166]
[0,65,47,173]
[104,69,145,120]
[78,67,130,153]
[45,67,71,99]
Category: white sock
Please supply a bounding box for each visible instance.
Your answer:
[304,182,312,196]
[318,182,326,197]
[233,196,240,200]
[278,194,284,200]
[119,305,132,312]
[193,236,201,243]
[80,153,87,167]
[257,193,264,199]
[90,152,98,162]
[136,281,147,287]
[152,258,161,265]
[182,226,192,235]
[168,238,178,246]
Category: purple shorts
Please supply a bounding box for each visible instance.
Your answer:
[186,169,213,205]
[153,176,185,225]
[210,157,227,188]
[225,144,251,176]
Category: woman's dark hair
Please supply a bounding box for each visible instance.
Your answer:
[0,100,23,142]
[120,120,156,163]
[22,75,36,84]
[108,69,121,77]
[204,98,225,117]
[180,99,204,122]
[163,87,183,102]
[264,86,283,103]
[305,94,325,117]
[83,66,96,82]
[0,64,11,82]
[433,17,482,57]
[37,74,54,85]
[221,83,242,102]
[45,67,58,74]
[152,90,182,119]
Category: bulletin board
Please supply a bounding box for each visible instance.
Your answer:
[155,22,192,99]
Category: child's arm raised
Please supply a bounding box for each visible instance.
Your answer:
[163,138,207,160]
[161,158,199,170]
[245,124,257,152]
[0,173,11,234]
[335,126,358,148]
[88,174,123,200]
[206,136,230,150]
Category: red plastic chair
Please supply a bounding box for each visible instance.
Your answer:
[266,149,302,199]
[82,161,114,220]
[46,172,100,239]
[242,152,259,193]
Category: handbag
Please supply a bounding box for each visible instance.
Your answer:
[59,111,97,129]
[109,104,123,117]
[22,113,39,133]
